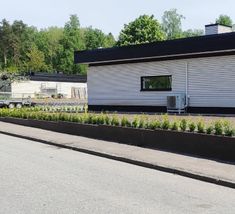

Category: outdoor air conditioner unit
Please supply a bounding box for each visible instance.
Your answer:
[167,94,186,113]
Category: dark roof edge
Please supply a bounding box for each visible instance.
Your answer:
[205,23,232,28]
[89,50,235,67]
[29,73,87,83]
[75,32,235,65]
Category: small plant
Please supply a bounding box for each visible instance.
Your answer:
[214,120,223,135]
[206,125,214,135]
[105,115,111,125]
[224,120,235,137]
[138,117,145,128]
[121,116,131,127]
[161,115,170,130]
[197,119,205,133]
[180,119,187,131]
[97,114,105,125]
[111,115,120,126]
[132,116,139,128]
[171,120,179,131]
[147,120,161,130]
[189,121,196,132]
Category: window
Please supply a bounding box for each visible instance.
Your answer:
[141,75,172,91]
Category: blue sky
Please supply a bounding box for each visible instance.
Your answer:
[1,0,235,37]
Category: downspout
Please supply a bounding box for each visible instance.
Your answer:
[185,61,189,108]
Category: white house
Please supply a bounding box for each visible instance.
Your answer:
[75,24,235,114]
[11,73,87,100]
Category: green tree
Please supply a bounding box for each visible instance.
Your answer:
[117,15,165,46]
[162,9,185,39]
[182,29,204,38]
[216,15,233,26]
[104,33,116,47]
[84,27,116,50]
[0,19,12,69]
[35,27,63,72]
[58,15,86,74]
[26,45,47,72]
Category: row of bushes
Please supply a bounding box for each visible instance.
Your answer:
[25,105,86,113]
[0,108,234,137]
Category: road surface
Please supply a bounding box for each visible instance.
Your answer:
[0,134,235,214]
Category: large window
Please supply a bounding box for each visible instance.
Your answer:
[141,75,172,91]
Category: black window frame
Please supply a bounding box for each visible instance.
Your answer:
[140,75,172,91]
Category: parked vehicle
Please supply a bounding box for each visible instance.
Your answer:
[0,92,35,108]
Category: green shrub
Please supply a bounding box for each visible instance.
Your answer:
[180,119,187,131]
[147,120,161,130]
[138,117,145,128]
[161,115,170,130]
[189,122,196,132]
[224,121,235,137]
[111,116,120,126]
[91,115,98,124]
[97,114,105,125]
[121,116,131,127]
[105,115,111,125]
[132,116,139,128]
[206,125,214,135]
[171,120,179,131]
[214,120,223,136]
[197,120,205,133]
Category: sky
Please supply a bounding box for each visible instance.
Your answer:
[1,0,235,37]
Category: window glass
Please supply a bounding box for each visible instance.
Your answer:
[141,76,172,91]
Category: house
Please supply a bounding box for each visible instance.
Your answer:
[11,73,87,100]
[74,24,235,114]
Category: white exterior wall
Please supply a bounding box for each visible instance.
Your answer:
[205,25,232,35]
[12,80,87,99]
[188,55,235,107]
[88,55,235,108]
[88,60,186,106]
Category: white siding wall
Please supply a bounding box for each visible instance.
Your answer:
[205,25,232,35]
[12,81,87,98]
[88,55,235,108]
[188,55,235,107]
[88,60,186,106]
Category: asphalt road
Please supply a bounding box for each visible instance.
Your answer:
[0,134,235,214]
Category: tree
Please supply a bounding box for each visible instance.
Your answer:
[57,15,86,74]
[35,27,63,72]
[182,29,204,38]
[216,15,233,26]
[117,15,165,46]
[162,9,185,40]
[84,27,116,50]
[0,19,12,68]
[104,33,116,47]
[26,45,47,72]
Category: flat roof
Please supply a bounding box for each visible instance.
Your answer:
[74,32,235,66]
[29,73,87,83]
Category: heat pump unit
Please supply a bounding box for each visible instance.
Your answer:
[167,94,186,113]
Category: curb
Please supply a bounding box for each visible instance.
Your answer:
[1,130,235,190]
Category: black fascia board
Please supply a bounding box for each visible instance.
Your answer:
[30,74,87,83]
[74,32,235,65]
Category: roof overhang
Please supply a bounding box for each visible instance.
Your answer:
[74,32,235,66]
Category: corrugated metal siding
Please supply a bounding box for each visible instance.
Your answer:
[188,55,235,107]
[88,60,186,106]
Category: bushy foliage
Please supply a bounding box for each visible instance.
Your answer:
[0,108,234,137]
[180,119,187,131]
[197,119,205,133]
[189,121,196,132]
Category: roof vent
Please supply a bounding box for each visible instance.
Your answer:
[205,23,232,35]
